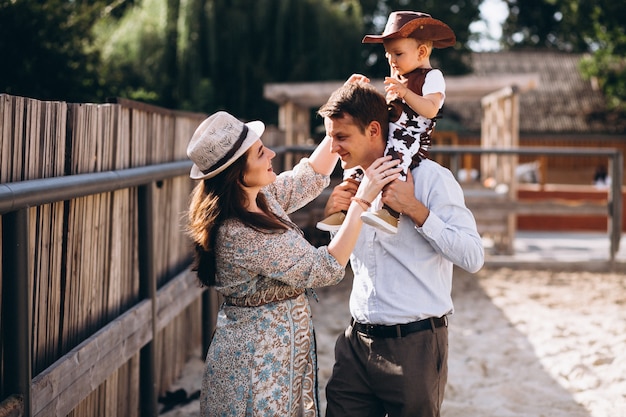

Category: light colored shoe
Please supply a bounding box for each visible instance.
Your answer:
[361,208,398,233]
[316,212,346,232]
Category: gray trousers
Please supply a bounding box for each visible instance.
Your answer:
[325,320,448,417]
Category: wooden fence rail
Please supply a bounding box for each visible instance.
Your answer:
[0,161,210,417]
[431,146,623,260]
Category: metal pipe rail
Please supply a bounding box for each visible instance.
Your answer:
[0,160,193,215]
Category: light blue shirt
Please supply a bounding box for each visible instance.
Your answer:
[349,159,484,325]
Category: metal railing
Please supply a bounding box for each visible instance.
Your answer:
[273,145,623,262]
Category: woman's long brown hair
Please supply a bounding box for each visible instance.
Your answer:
[186,152,295,286]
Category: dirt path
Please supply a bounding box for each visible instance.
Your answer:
[160,266,626,416]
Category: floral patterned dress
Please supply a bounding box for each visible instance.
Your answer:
[200,159,345,417]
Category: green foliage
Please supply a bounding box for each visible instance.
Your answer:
[2,0,480,122]
[580,52,626,113]
[178,0,370,121]
[93,0,167,104]
[579,1,626,114]
[0,0,102,102]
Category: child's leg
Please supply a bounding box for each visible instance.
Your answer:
[381,124,414,217]
[360,125,409,233]
[384,123,417,182]
[346,167,364,183]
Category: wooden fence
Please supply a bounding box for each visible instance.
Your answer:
[0,94,210,417]
[431,145,623,259]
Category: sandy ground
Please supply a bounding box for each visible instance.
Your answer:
[159,265,626,416]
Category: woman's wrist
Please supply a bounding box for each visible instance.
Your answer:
[350,197,371,210]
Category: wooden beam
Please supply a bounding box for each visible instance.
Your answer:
[465,198,608,216]
[31,269,202,417]
[263,74,540,107]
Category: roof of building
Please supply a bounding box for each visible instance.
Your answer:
[444,51,620,135]
[263,51,624,136]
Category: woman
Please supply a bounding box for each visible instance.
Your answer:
[186,111,399,416]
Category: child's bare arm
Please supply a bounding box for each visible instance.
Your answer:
[384,76,442,119]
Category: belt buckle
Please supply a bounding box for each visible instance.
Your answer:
[353,322,376,336]
[364,324,376,336]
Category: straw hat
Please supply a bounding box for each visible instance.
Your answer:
[187,111,265,180]
[362,11,456,48]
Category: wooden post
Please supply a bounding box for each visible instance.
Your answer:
[608,152,623,263]
[480,86,520,254]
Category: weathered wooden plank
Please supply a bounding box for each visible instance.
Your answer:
[466,199,608,216]
[31,299,152,416]
[1,95,202,417]
[10,96,25,182]
[31,269,202,416]
[0,94,12,182]
[156,270,202,332]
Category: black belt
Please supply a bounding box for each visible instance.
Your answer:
[350,316,447,338]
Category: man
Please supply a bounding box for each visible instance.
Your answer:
[318,80,484,417]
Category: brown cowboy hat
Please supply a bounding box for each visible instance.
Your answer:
[362,11,456,48]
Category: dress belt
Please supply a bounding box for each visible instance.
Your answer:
[350,316,447,338]
[224,287,305,307]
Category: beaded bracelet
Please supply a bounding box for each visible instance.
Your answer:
[351,197,371,209]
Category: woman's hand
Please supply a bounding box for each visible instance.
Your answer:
[356,156,402,203]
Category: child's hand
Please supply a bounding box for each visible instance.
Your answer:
[384,76,408,100]
[345,74,371,85]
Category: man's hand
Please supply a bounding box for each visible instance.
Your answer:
[382,170,430,227]
[323,177,360,217]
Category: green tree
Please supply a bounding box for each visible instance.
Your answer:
[0,0,102,101]
[2,0,483,121]
[95,0,368,120]
[94,0,485,120]
[93,0,168,104]
[194,0,367,121]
